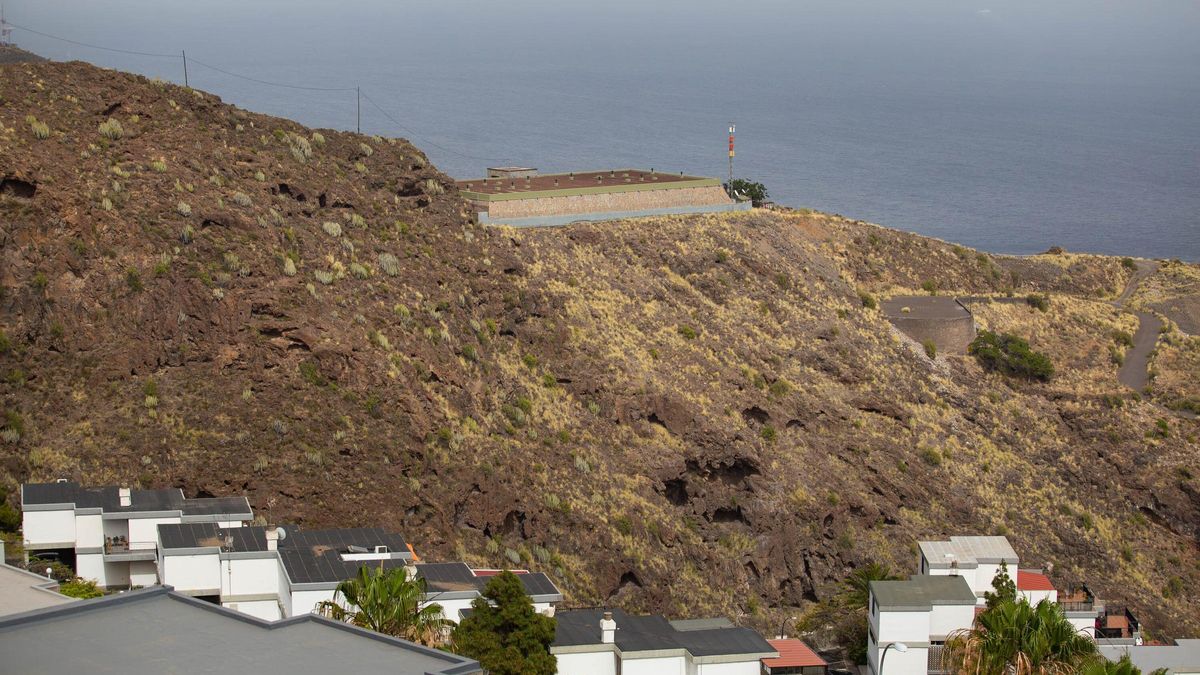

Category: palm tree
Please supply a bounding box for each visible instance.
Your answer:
[943,598,1099,675]
[316,565,450,646]
[845,562,899,610]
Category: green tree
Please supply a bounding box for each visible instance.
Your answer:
[726,179,769,206]
[943,598,1099,675]
[984,561,1017,610]
[969,330,1055,381]
[451,570,556,675]
[316,565,449,647]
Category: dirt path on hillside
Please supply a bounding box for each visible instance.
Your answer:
[1114,261,1160,391]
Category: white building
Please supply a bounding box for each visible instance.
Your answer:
[917,535,1096,638]
[551,608,778,675]
[157,522,562,621]
[20,481,251,590]
[1100,639,1200,675]
[867,575,978,675]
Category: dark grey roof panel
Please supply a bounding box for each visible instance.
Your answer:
[553,608,771,657]
[23,482,250,516]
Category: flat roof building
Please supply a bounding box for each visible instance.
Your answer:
[0,586,482,675]
[552,607,777,675]
[456,168,750,227]
[0,553,73,617]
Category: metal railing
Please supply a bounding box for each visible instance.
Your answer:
[928,645,948,674]
[104,539,157,554]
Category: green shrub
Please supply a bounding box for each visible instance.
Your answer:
[921,280,938,295]
[1121,257,1137,271]
[678,325,698,340]
[919,447,942,466]
[1025,293,1050,312]
[126,269,143,292]
[858,290,877,310]
[59,578,103,599]
[0,330,10,355]
[1112,330,1134,348]
[760,425,777,442]
[968,330,1054,381]
[98,118,124,140]
[923,340,937,359]
[30,119,50,139]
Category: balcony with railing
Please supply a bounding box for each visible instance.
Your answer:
[1096,606,1140,640]
[928,644,948,674]
[1059,585,1098,613]
[103,537,157,561]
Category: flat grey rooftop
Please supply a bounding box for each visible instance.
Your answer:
[0,563,73,617]
[919,535,1019,569]
[870,575,977,611]
[0,587,480,675]
[554,608,775,658]
[1099,639,1200,675]
[881,296,971,320]
[22,481,250,517]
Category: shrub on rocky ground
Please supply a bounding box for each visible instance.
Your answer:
[968,330,1054,381]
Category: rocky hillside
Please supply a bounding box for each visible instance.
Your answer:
[1,60,1197,639]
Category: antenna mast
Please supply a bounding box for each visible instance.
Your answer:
[728,123,736,190]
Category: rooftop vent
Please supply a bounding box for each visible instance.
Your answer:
[118,487,132,507]
[347,544,370,554]
[600,611,617,644]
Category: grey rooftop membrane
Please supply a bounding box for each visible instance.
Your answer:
[918,535,1020,569]
[0,587,481,675]
[870,575,978,611]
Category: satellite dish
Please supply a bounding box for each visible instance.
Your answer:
[277,527,287,540]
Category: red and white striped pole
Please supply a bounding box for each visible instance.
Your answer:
[728,123,736,189]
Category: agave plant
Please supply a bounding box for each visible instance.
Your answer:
[316,565,449,647]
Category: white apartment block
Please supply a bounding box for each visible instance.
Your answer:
[20,481,251,590]
[157,522,562,621]
[868,574,977,675]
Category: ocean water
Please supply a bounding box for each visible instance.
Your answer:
[11,0,1200,259]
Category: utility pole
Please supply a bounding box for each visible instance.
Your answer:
[181,50,188,87]
[728,123,736,189]
[356,86,361,134]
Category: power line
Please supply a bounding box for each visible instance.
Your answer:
[186,56,357,93]
[359,90,509,163]
[8,21,180,58]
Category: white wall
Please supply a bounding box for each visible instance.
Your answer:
[697,660,762,675]
[1020,589,1056,605]
[432,597,475,623]
[23,510,75,546]
[75,514,103,549]
[623,654,688,675]
[130,561,158,587]
[103,561,130,588]
[221,557,281,598]
[291,589,336,616]
[225,599,281,621]
[163,554,221,593]
[929,603,975,639]
[877,610,931,643]
[1067,616,1096,638]
[76,553,106,586]
[872,644,928,675]
[102,519,129,540]
[555,650,617,675]
[127,517,179,550]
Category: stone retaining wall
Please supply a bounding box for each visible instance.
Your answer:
[479,185,734,219]
[886,313,977,354]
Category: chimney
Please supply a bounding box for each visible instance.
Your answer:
[266,527,280,551]
[118,487,131,507]
[600,611,617,644]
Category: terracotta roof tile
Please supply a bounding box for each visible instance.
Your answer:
[763,639,826,668]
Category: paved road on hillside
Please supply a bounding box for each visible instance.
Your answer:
[1114,261,1160,391]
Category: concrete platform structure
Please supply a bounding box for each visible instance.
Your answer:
[456,168,750,227]
[881,297,977,354]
